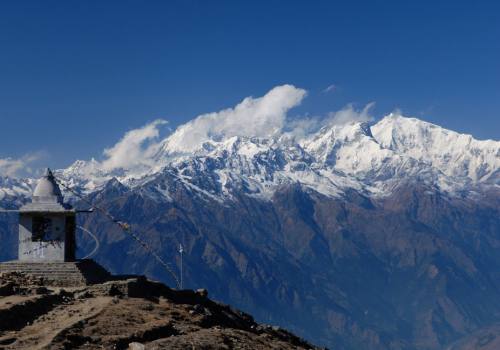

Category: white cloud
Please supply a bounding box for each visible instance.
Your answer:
[88,85,306,174]
[323,84,337,93]
[326,102,375,125]
[0,87,378,180]
[286,102,375,140]
[0,158,25,177]
[164,85,307,153]
[66,85,375,176]
[100,119,167,171]
[0,152,45,177]
[391,107,403,116]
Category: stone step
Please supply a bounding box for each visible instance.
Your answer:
[0,270,84,275]
[0,274,84,278]
[0,259,111,287]
[0,268,83,273]
[0,266,83,270]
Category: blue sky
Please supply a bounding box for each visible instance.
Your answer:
[0,0,499,172]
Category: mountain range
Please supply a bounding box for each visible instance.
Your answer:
[2,112,498,204]
[0,100,499,349]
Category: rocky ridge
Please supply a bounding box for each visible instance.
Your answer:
[0,272,319,350]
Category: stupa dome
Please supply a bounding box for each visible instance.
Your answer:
[33,168,63,203]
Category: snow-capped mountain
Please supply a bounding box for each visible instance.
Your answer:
[1,113,498,206]
[0,176,34,208]
[1,109,500,350]
[372,114,500,184]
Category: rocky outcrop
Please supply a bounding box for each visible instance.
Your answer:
[0,274,319,350]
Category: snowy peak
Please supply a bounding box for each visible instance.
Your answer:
[157,84,307,156]
[301,121,380,167]
[0,176,34,207]
[372,114,500,183]
[1,113,498,207]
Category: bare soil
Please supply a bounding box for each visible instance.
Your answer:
[0,273,321,350]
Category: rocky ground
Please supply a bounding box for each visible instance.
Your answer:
[0,273,320,350]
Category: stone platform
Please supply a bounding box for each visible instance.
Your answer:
[0,259,111,287]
